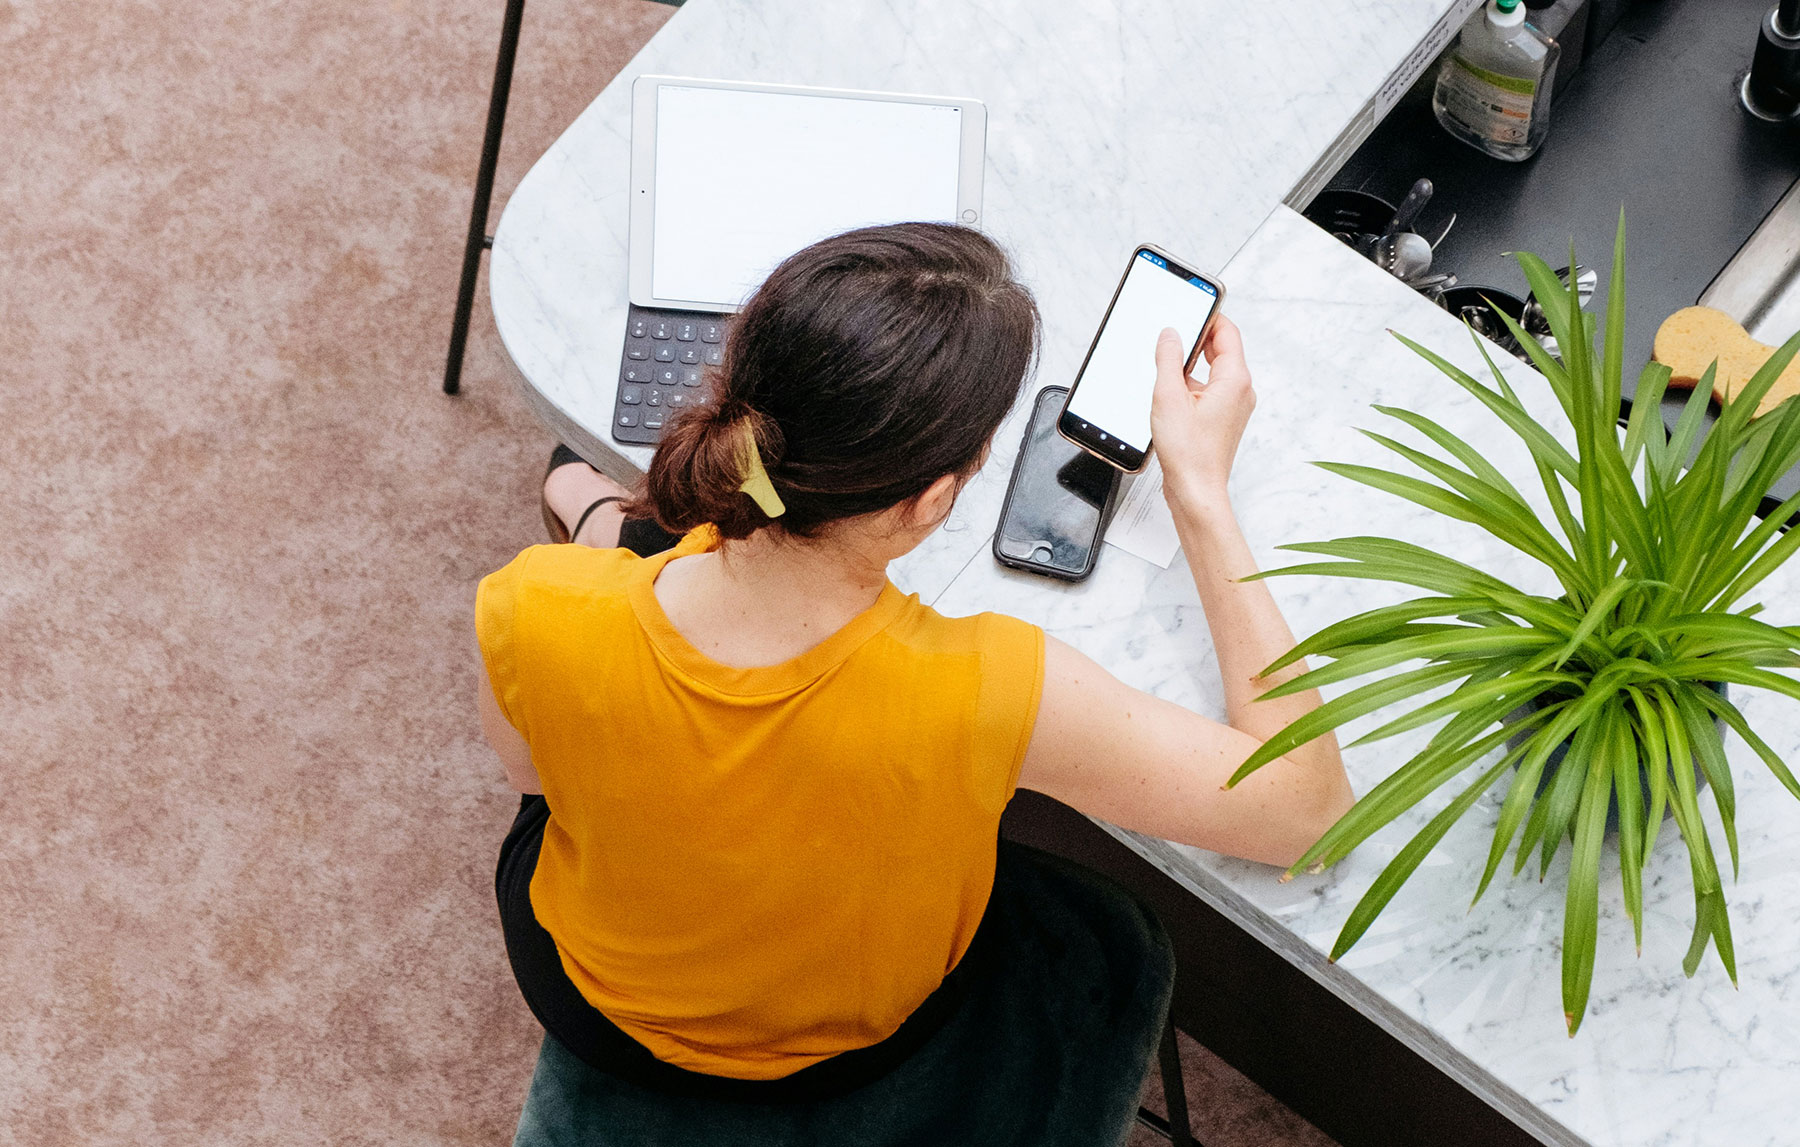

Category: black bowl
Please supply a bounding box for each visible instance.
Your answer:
[1302,189,1396,248]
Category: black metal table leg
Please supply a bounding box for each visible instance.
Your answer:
[444,0,527,396]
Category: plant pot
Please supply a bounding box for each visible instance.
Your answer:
[1504,683,1726,834]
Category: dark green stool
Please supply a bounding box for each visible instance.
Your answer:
[511,842,1196,1147]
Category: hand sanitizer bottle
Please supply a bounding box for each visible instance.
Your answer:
[1432,0,1560,161]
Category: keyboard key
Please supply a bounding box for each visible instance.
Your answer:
[678,347,700,364]
[651,320,673,340]
[644,414,664,431]
[626,342,651,361]
[700,323,723,343]
[654,345,676,363]
[617,410,640,428]
[623,365,652,383]
[681,368,702,387]
[667,392,688,407]
[676,321,697,341]
[620,386,643,405]
[646,389,663,406]
[657,367,679,386]
[703,345,724,366]
[629,318,649,339]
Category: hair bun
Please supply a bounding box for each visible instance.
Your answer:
[627,402,786,540]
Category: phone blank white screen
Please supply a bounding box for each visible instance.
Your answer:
[1065,252,1219,453]
[652,86,964,308]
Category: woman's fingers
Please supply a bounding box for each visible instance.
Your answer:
[1201,314,1250,388]
[1151,327,1196,410]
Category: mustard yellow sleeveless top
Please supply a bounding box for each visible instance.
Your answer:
[475,529,1044,1080]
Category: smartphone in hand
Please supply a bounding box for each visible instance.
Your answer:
[994,385,1121,581]
[1059,245,1224,473]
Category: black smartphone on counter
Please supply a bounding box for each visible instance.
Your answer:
[994,385,1121,581]
[1059,244,1224,473]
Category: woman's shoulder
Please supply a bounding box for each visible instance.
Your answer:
[484,542,640,587]
[883,594,1043,661]
[478,544,643,626]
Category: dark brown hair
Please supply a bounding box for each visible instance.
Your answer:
[632,223,1039,540]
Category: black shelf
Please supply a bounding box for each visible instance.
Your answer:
[1321,0,1800,388]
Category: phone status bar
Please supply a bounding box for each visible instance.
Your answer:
[1137,249,1215,294]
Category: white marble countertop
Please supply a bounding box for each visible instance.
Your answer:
[488,0,1478,600]
[929,207,1800,1147]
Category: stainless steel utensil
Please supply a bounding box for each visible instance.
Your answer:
[1360,178,1433,272]
[1407,271,1457,291]
[1460,304,1504,343]
[1387,232,1434,282]
[1426,212,1457,251]
[1456,301,1528,362]
[1567,264,1597,304]
[1521,264,1596,338]
[1385,178,1434,240]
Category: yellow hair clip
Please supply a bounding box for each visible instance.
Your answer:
[736,422,787,519]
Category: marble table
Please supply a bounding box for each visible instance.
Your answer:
[487,3,1800,1144]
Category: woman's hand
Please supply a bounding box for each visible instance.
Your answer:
[1149,314,1255,514]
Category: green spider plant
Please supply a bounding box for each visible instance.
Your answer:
[1230,212,1800,1034]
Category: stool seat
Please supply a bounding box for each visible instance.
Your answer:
[512,842,1177,1147]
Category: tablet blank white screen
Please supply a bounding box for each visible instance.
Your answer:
[652,85,964,308]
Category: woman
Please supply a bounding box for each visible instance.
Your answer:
[479,224,1350,1141]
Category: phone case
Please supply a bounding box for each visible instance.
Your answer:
[992,387,1121,582]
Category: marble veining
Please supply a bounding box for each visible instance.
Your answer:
[932,207,1800,1147]
[488,0,1466,603]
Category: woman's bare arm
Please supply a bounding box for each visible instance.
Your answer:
[1019,639,1347,867]
[1015,318,1350,867]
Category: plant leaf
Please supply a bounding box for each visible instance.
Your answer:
[1371,404,1528,500]
[1627,685,1671,863]
[1690,685,1800,801]
[1228,661,1480,785]
[1263,595,1501,675]
[1623,361,1671,471]
[1676,685,1738,878]
[1290,697,1561,875]
[1389,330,1578,480]
[1475,687,1615,904]
[1329,754,1517,961]
[1661,362,1717,485]
[1563,697,1616,1034]
[1259,629,1558,702]
[1611,699,1647,952]
[1355,428,1583,582]
[1347,670,1576,748]
[1653,688,1735,984]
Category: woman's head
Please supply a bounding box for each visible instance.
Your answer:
[634,223,1039,541]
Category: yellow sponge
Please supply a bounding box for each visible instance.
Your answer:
[1654,306,1800,417]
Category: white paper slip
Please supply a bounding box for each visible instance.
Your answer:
[1104,452,1181,568]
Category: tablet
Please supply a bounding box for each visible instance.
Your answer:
[628,75,987,313]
